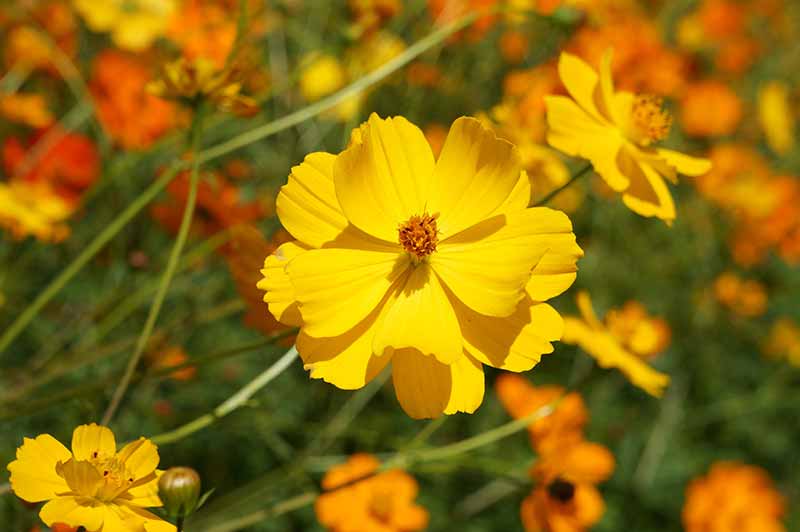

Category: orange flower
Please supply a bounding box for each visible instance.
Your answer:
[224,224,295,339]
[90,50,178,150]
[167,0,238,69]
[713,272,768,318]
[683,462,786,532]
[680,80,743,138]
[316,454,429,532]
[151,171,265,238]
[2,127,99,205]
[0,93,54,128]
[566,14,690,97]
[427,0,498,41]
[500,30,530,64]
[349,0,402,35]
[605,301,671,360]
[148,346,197,381]
[495,374,587,453]
[3,2,77,73]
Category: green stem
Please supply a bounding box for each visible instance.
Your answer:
[533,163,593,207]
[151,346,299,445]
[101,111,207,426]
[0,164,183,356]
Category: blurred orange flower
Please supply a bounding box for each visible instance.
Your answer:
[680,80,742,138]
[167,0,238,69]
[148,346,197,381]
[90,50,178,150]
[683,462,786,532]
[2,127,99,205]
[763,318,800,367]
[151,171,264,238]
[4,2,76,73]
[496,374,587,453]
[0,93,54,129]
[349,0,402,35]
[713,272,767,318]
[316,453,429,532]
[522,439,614,532]
[0,181,72,242]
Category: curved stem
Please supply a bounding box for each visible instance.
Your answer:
[151,346,299,445]
[0,164,183,356]
[533,163,593,207]
[101,112,207,425]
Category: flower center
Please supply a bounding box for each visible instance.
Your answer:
[630,94,672,146]
[398,213,439,259]
[547,477,576,503]
[58,453,137,502]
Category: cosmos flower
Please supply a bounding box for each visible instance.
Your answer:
[7,424,174,532]
[545,50,711,223]
[259,114,582,418]
[562,291,670,397]
[315,453,428,532]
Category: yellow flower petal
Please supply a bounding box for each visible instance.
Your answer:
[276,152,349,248]
[620,153,676,222]
[7,434,71,502]
[433,207,578,317]
[116,437,159,480]
[334,114,435,242]
[297,296,393,390]
[373,263,462,365]
[122,504,177,532]
[112,14,165,51]
[557,52,606,123]
[456,297,562,372]
[655,148,712,177]
[563,317,670,397]
[125,474,163,507]
[391,348,450,419]
[492,170,532,215]
[443,353,485,416]
[758,81,795,155]
[391,349,484,418]
[287,247,409,337]
[428,117,524,237]
[71,424,116,461]
[597,49,620,124]
[39,496,105,530]
[545,95,629,191]
[56,459,103,497]
[258,241,306,327]
[526,236,583,303]
[576,291,603,330]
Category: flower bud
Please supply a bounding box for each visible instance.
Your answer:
[158,467,201,518]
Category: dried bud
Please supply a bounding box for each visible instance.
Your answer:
[158,467,201,518]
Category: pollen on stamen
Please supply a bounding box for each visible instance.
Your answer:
[398,213,439,259]
[631,94,672,146]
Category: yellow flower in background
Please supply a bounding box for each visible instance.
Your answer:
[763,318,800,367]
[0,93,54,128]
[562,291,670,397]
[758,81,795,156]
[7,424,175,532]
[259,114,583,419]
[298,54,348,103]
[605,300,671,360]
[546,50,711,223]
[72,0,176,51]
[0,181,73,242]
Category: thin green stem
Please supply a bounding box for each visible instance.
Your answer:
[0,164,183,356]
[533,163,593,207]
[151,346,299,445]
[195,11,478,165]
[101,111,207,425]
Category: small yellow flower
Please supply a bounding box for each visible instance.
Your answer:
[259,114,583,419]
[546,50,711,223]
[298,54,348,103]
[7,423,175,532]
[72,0,176,51]
[758,81,795,156]
[0,181,73,242]
[0,93,54,128]
[562,291,670,397]
[147,56,258,117]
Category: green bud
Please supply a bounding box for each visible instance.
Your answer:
[158,467,201,518]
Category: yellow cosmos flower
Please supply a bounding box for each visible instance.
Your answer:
[562,291,670,397]
[757,81,795,156]
[0,181,73,242]
[545,50,711,223]
[7,423,175,532]
[259,114,583,419]
[72,0,176,51]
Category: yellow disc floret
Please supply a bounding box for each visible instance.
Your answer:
[398,213,439,259]
[630,94,672,146]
